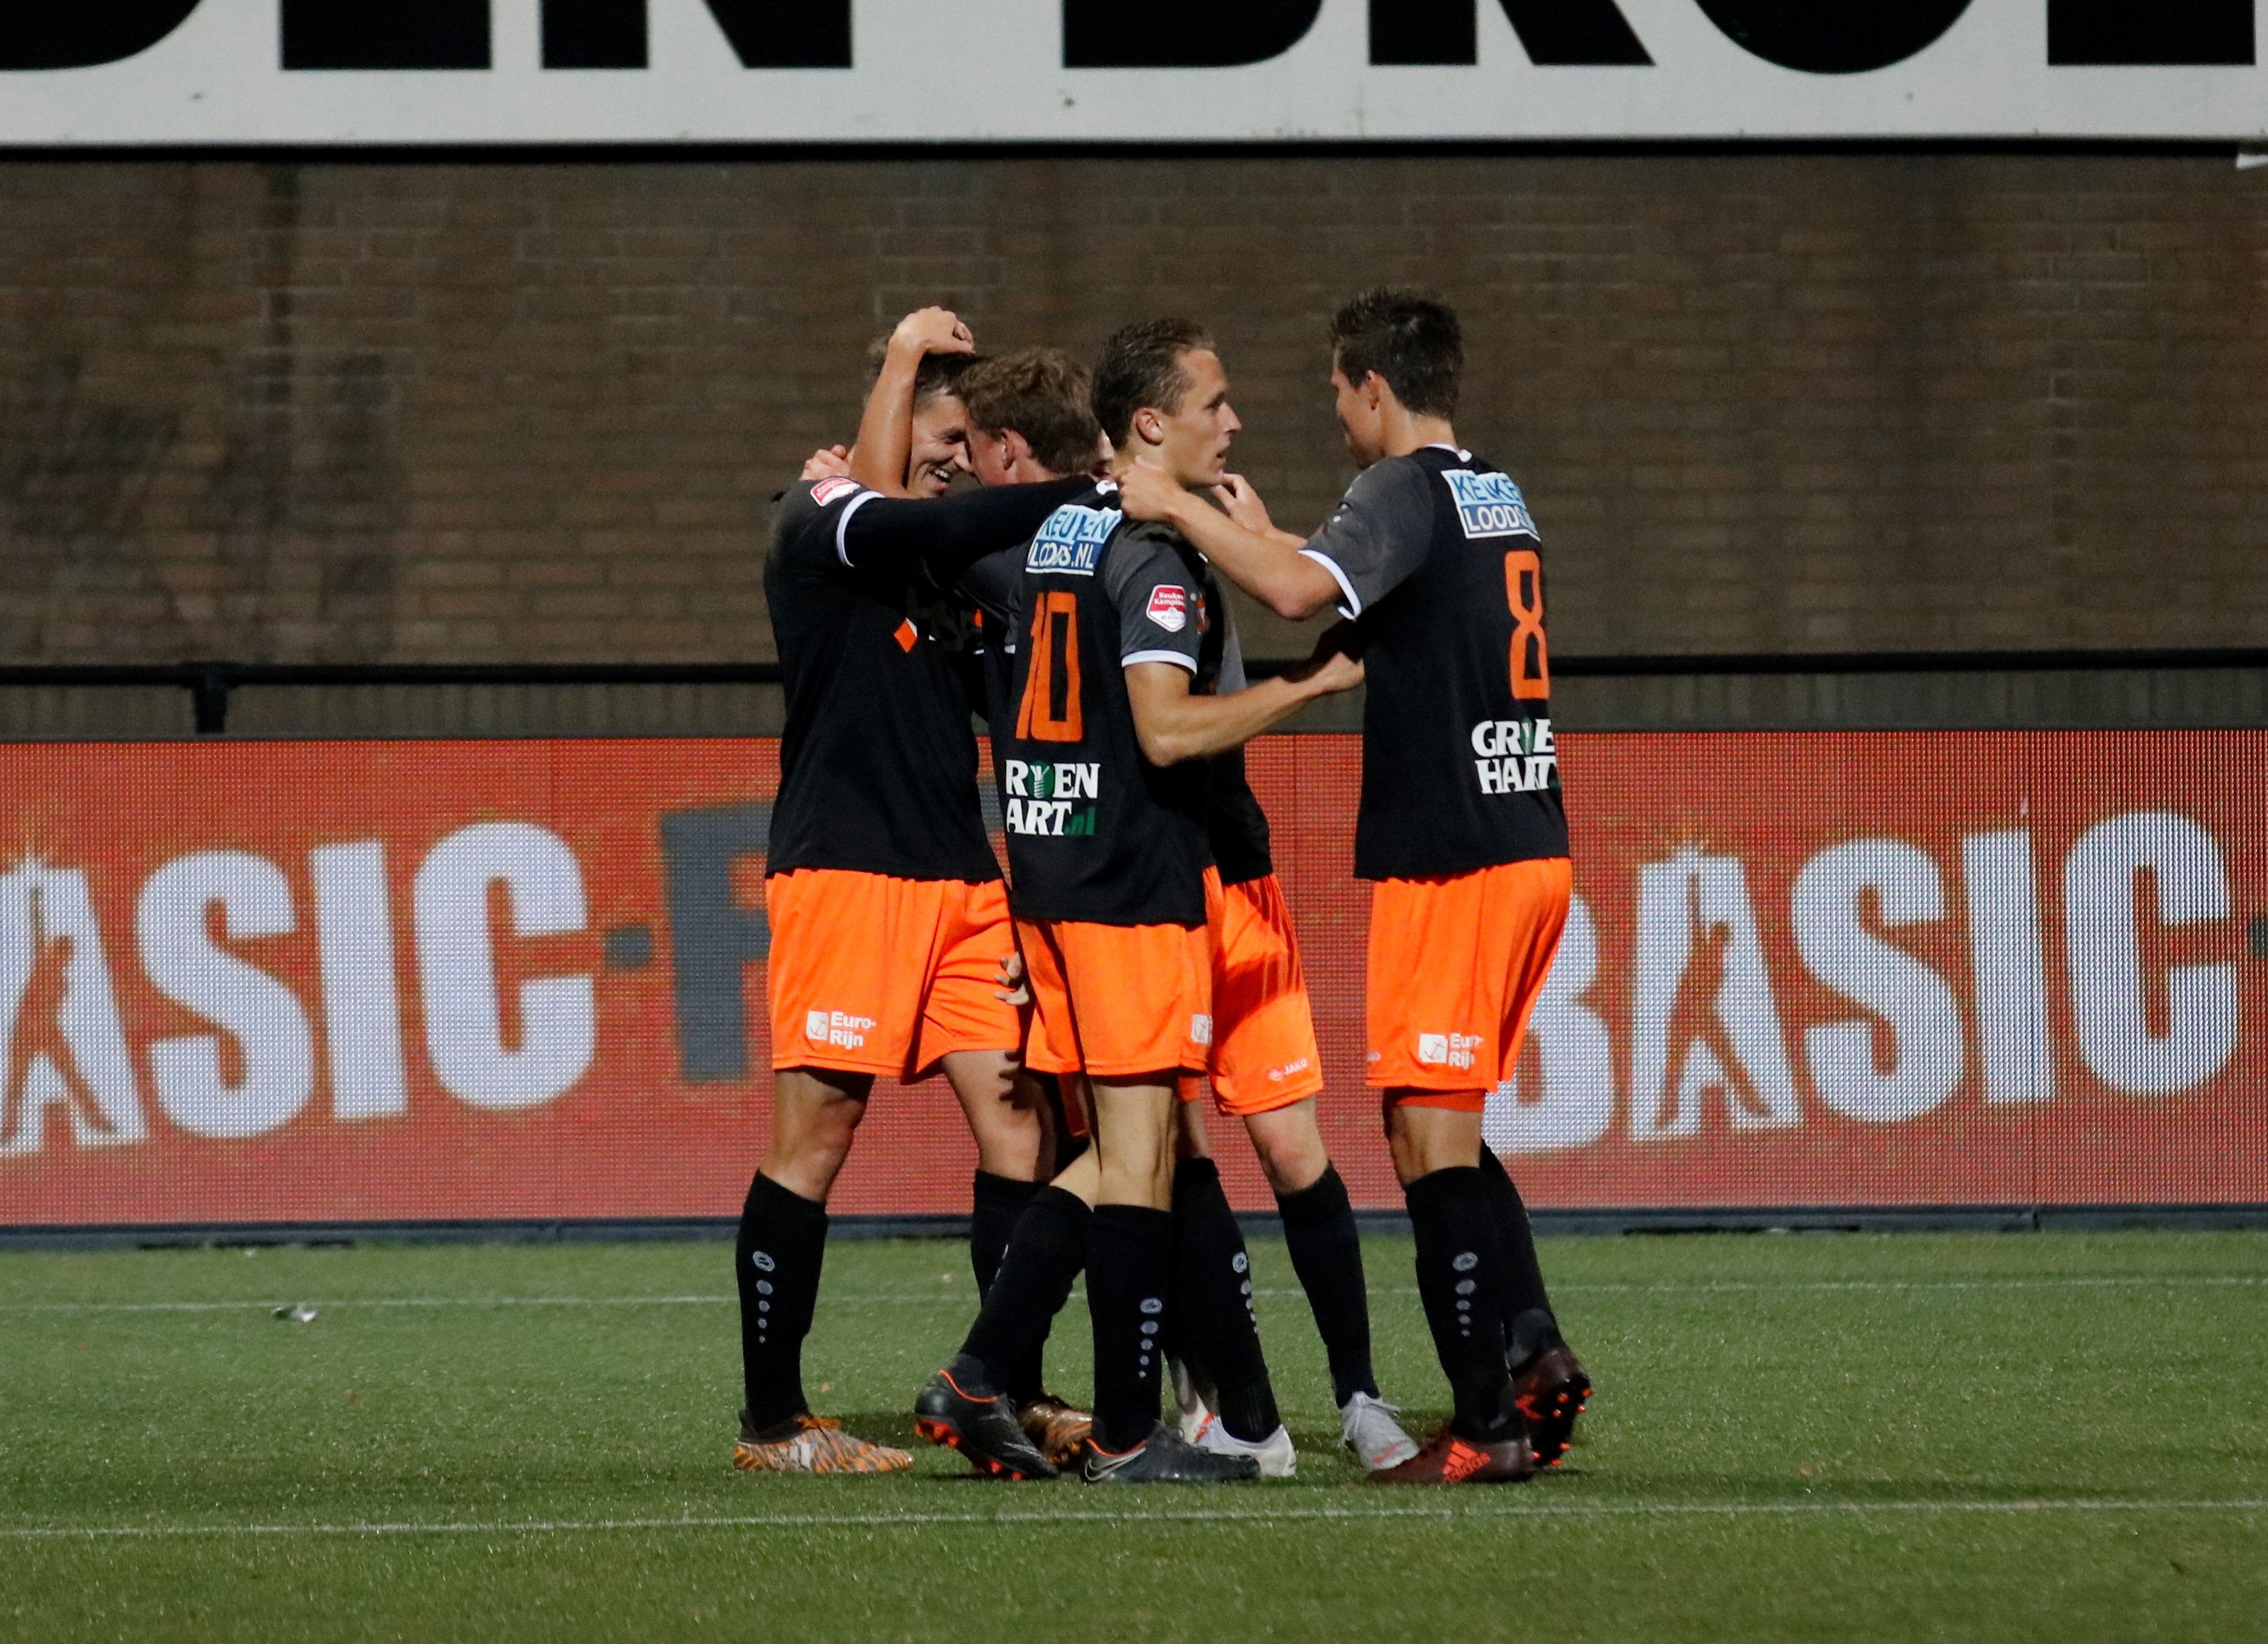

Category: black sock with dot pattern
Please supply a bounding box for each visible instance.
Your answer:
[1403,1165,1520,1444]
[1086,1204,1175,1453]
[736,1170,828,1433]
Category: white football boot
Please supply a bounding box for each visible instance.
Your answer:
[1170,1357,1217,1445]
[1191,1418,1298,1479]
[1339,1391,1422,1472]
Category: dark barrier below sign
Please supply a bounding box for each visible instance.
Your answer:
[1,732,2261,1230]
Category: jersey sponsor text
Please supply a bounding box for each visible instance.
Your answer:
[1025,505,1121,576]
[1472,716,1558,796]
[1443,470,1538,541]
[1003,760,1102,837]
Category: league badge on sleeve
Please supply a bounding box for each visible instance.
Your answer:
[812,476,862,507]
[1146,585,1189,633]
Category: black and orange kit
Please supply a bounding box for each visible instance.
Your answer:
[764,472,1087,1081]
[1299,445,1572,1104]
[1000,481,1226,1081]
[1187,664,1325,1115]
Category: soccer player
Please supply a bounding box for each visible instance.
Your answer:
[921,320,1363,1484]
[733,309,1092,1474]
[922,341,1417,1479]
[1114,288,1593,1484]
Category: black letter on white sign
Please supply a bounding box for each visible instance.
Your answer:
[1372,0,1650,67]
[2050,1,2253,64]
[0,2,202,70]
[284,0,490,68]
[543,0,646,68]
[1694,0,1973,74]
[1068,0,1321,67]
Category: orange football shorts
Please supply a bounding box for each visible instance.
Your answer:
[1177,873,1324,1117]
[1018,869,1220,1081]
[1366,856,1573,1110]
[766,869,1023,1082]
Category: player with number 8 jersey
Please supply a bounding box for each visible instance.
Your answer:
[1113,289,1593,1485]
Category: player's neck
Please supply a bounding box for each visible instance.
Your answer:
[1380,409,1460,460]
[1107,451,1200,492]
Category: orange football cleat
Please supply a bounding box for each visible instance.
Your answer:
[732,1412,913,1475]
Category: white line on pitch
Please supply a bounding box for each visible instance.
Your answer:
[4,1275,2263,1314]
[3,1499,2264,1542]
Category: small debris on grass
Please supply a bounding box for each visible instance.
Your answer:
[273,1303,318,1323]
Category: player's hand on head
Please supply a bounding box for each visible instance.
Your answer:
[1210,474,1276,534]
[1113,462,1182,523]
[892,305,977,359]
[801,444,851,481]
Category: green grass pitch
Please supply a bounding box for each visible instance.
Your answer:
[3,1229,2264,1643]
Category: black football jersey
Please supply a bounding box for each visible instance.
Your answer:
[958,545,1022,745]
[1204,631,1273,887]
[999,483,1228,926]
[765,474,1086,883]
[1299,446,1568,881]
[975,536,1271,889]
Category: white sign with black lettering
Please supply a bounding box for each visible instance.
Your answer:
[3,0,2265,145]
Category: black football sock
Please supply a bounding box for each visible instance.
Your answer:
[959,1184,1088,1399]
[1274,1164,1379,1406]
[970,1170,1037,1296]
[970,1170,1046,1402]
[1477,1143,1564,1367]
[1404,1166,1521,1444]
[1171,1158,1280,1442]
[735,1170,828,1431]
[1086,1204,1175,1452]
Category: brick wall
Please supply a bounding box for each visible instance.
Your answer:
[2,151,2264,666]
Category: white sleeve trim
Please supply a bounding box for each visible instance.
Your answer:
[1122,649,1199,673]
[1299,547,1363,619]
[833,489,881,568]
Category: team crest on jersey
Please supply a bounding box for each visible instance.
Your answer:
[1442,470,1538,541]
[1026,504,1121,576]
[1146,585,1188,632]
[810,476,861,507]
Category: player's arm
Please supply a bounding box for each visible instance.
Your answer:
[846,307,974,497]
[1115,463,1340,620]
[1212,474,1308,551]
[840,477,1092,577]
[1124,640,1362,767]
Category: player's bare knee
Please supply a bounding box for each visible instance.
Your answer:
[1244,1102,1327,1195]
[763,1068,871,1197]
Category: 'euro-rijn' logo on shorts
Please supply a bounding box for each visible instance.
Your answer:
[1025,505,1121,575]
[1442,470,1538,541]
[1416,1031,1482,1070]
[805,1009,875,1051]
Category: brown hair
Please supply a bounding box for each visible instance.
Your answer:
[959,348,1105,475]
[1091,318,1214,446]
